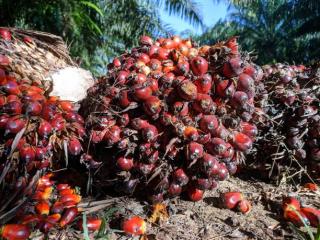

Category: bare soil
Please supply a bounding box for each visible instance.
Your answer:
[42,174,319,240]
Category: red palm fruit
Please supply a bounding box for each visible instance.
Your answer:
[201,153,219,172]
[140,35,153,45]
[132,85,152,101]
[118,90,132,107]
[238,73,254,93]
[284,209,310,227]
[32,187,53,200]
[225,36,239,54]
[149,58,162,71]
[196,178,212,190]
[237,199,252,214]
[173,168,189,185]
[103,125,121,145]
[41,103,57,120]
[240,122,258,138]
[148,78,159,92]
[188,187,204,201]
[183,126,199,141]
[148,45,159,58]
[23,101,42,116]
[59,100,74,112]
[141,124,158,142]
[168,183,182,196]
[116,70,129,85]
[4,100,22,114]
[198,132,211,144]
[222,57,243,78]
[68,137,82,156]
[143,96,162,116]
[0,114,10,129]
[35,201,50,215]
[173,101,189,117]
[131,118,149,130]
[232,132,252,152]
[123,216,147,236]
[19,145,35,163]
[161,38,175,49]
[60,194,81,204]
[300,207,320,227]
[50,115,66,131]
[217,163,229,181]
[3,80,20,95]
[148,150,159,163]
[38,121,52,137]
[21,214,42,225]
[282,197,301,212]
[51,201,65,214]
[191,56,208,76]
[117,157,134,171]
[199,115,218,134]
[46,213,62,224]
[205,138,228,156]
[194,74,212,94]
[303,183,318,191]
[157,47,170,60]
[6,95,20,103]
[178,80,197,100]
[0,95,6,107]
[60,207,79,228]
[0,224,30,240]
[59,189,75,195]
[221,192,244,209]
[131,73,147,85]
[216,79,235,98]
[185,142,204,161]
[0,54,10,66]
[172,35,182,48]
[159,72,175,87]
[192,94,216,114]
[113,57,121,67]
[175,60,190,75]
[77,217,102,231]
[138,53,150,64]
[221,143,235,160]
[135,163,155,175]
[0,28,12,41]
[117,113,130,127]
[5,116,26,134]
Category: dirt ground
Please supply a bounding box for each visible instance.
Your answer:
[41,173,319,240]
[104,175,318,240]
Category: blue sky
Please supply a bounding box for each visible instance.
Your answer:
[159,0,229,35]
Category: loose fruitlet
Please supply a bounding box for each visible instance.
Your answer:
[123,216,147,236]
[221,192,244,210]
[81,35,258,202]
[0,224,30,240]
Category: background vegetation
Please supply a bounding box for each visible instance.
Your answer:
[0,0,319,73]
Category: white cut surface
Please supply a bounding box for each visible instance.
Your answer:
[49,67,94,102]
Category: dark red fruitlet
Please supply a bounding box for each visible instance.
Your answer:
[188,187,204,201]
[68,138,82,156]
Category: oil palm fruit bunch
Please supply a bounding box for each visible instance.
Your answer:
[0,29,85,225]
[248,63,320,181]
[0,173,83,239]
[81,35,261,202]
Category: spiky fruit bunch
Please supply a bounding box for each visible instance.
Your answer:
[81,36,259,202]
[248,63,320,181]
[0,66,84,224]
[0,173,82,237]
